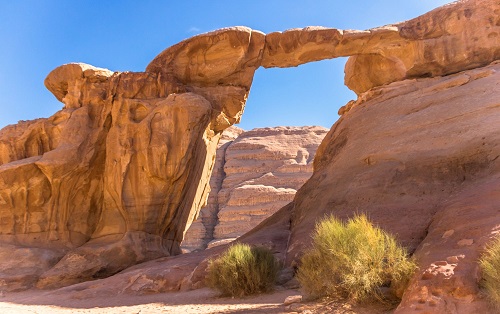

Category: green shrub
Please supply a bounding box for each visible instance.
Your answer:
[479,235,500,310]
[206,243,280,297]
[297,214,416,302]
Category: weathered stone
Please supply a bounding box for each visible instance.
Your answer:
[182,126,327,252]
[181,126,243,252]
[285,63,500,313]
[182,126,326,252]
[211,126,327,246]
[284,295,303,305]
[0,27,264,290]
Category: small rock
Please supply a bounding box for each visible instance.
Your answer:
[442,230,454,239]
[277,267,295,285]
[286,303,304,312]
[457,239,474,246]
[446,255,460,264]
[284,295,303,305]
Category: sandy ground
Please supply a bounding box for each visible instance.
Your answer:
[0,287,305,314]
[0,287,394,314]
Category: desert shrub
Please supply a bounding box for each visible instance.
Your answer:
[206,243,280,297]
[297,214,416,302]
[479,235,500,310]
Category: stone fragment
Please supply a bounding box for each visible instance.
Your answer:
[284,295,303,305]
[457,239,474,247]
[442,230,454,239]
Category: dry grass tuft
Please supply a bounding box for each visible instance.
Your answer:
[479,235,500,310]
[206,243,280,297]
[297,214,416,303]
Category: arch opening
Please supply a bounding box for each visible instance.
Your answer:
[240,57,355,130]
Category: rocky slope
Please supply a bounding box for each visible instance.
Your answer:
[182,126,328,252]
[0,1,499,312]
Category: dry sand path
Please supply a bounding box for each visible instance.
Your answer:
[0,287,303,314]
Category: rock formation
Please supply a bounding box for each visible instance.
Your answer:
[49,59,500,314]
[0,1,499,313]
[182,126,327,252]
[262,0,500,94]
[0,28,265,290]
[286,62,500,313]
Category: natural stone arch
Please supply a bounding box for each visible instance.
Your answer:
[0,0,499,290]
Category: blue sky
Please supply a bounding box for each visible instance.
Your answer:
[0,1,451,131]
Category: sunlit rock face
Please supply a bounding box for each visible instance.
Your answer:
[1,0,499,303]
[286,62,500,313]
[0,27,265,290]
[181,126,327,252]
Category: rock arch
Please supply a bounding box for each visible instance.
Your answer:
[0,0,499,294]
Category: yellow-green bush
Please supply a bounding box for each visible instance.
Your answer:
[206,243,280,297]
[479,235,500,310]
[297,214,416,302]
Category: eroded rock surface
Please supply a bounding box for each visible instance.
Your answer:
[182,126,327,252]
[286,63,500,313]
[0,27,264,290]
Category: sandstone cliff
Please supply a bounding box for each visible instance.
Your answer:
[182,126,328,252]
[0,28,265,290]
[285,62,500,313]
[0,2,498,312]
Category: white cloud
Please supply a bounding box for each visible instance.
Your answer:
[187,26,201,33]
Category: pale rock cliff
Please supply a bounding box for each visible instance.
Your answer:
[182,126,328,252]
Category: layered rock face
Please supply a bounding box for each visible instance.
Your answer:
[182,126,327,252]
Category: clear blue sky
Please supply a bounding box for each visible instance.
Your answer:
[0,1,451,131]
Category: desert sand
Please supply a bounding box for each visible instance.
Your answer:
[0,288,298,314]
